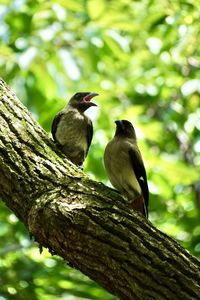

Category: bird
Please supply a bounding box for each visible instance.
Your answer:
[51,92,98,167]
[104,120,149,218]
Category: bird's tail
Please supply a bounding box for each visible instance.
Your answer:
[131,195,148,218]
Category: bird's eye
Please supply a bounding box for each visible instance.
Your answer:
[123,120,132,128]
[74,93,81,100]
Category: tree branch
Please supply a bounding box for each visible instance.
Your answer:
[0,78,200,300]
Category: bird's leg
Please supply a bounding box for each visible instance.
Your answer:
[109,187,121,194]
[79,164,84,170]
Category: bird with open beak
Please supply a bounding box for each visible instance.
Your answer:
[51,92,98,167]
[104,120,149,218]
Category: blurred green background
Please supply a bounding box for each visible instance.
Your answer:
[0,0,200,299]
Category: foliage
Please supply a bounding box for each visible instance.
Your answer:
[0,0,199,299]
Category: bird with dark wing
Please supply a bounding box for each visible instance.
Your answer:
[104,120,149,218]
[51,92,98,167]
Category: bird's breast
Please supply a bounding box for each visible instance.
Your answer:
[104,139,141,199]
[55,110,88,152]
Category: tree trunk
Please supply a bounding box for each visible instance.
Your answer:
[0,78,200,300]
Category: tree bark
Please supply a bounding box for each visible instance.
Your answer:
[0,78,200,300]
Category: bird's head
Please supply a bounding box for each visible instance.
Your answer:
[114,120,137,139]
[69,92,98,112]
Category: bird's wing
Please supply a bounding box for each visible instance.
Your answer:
[128,146,149,215]
[86,119,93,157]
[51,111,64,142]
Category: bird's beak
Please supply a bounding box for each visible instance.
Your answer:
[83,92,98,106]
[115,120,122,127]
[115,120,125,131]
[115,120,120,125]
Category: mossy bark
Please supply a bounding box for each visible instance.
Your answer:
[0,78,200,300]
